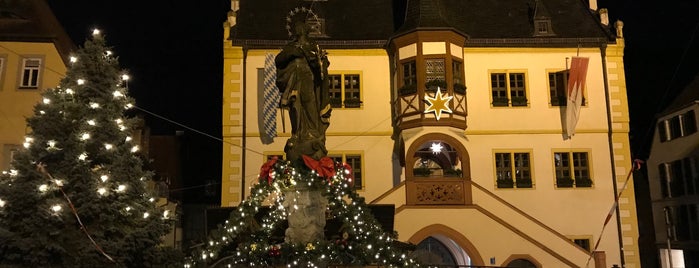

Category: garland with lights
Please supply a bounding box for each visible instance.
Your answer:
[187,156,419,267]
[0,31,179,267]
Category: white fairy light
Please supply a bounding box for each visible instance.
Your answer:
[149,197,155,202]
[38,184,48,192]
[115,118,123,124]
[143,212,150,218]
[0,198,5,207]
[78,152,88,161]
[80,133,91,140]
[47,140,57,147]
[104,143,113,150]
[42,98,50,104]
[97,188,107,195]
[106,50,113,56]
[77,79,85,85]
[116,184,126,192]
[125,206,132,211]
[39,110,45,115]
[69,56,77,63]
[100,175,109,182]
[9,169,18,177]
[124,103,134,109]
[51,204,62,212]
[87,119,96,126]
[89,102,100,109]
[65,88,74,94]
[119,125,127,131]
[163,210,170,219]
[130,145,139,153]
[54,179,63,186]
[92,28,100,35]
[113,91,124,98]
[125,136,132,142]
[121,74,130,81]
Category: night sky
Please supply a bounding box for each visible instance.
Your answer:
[47,1,699,189]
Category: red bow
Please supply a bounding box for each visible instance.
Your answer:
[259,157,278,184]
[302,155,335,182]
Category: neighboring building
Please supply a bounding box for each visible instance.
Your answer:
[0,0,74,171]
[647,75,699,268]
[221,0,640,267]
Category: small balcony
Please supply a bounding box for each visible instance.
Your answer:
[406,178,470,206]
[394,81,467,131]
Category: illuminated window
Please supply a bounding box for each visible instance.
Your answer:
[659,110,697,142]
[490,71,528,107]
[572,238,591,252]
[425,58,445,84]
[452,60,465,94]
[554,151,591,188]
[19,57,42,89]
[328,73,361,108]
[328,153,363,189]
[495,152,532,188]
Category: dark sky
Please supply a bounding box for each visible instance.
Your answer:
[47,1,699,186]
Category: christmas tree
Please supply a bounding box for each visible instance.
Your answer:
[0,31,180,267]
[187,156,419,267]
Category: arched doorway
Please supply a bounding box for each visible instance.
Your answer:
[412,235,469,266]
[409,224,485,266]
[507,259,537,268]
[405,133,471,205]
[406,133,470,179]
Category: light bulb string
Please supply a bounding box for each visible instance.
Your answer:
[36,163,116,263]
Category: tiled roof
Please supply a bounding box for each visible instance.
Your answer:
[0,0,75,63]
[661,74,699,116]
[231,0,397,44]
[230,0,613,47]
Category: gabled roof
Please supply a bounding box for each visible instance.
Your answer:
[660,74,699,116]
[230,0,613,48]
[0,0,75,64]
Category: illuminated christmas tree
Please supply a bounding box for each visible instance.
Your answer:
[188,156,418,267]
[0,31,180,267]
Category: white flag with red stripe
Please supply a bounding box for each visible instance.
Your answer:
[565,57,589,139]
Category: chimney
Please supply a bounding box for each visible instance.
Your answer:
[615,20,624,38]
[228,0,240,26]
[599,8,609,26]
[589,0,598,11]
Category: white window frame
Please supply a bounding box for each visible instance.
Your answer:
[19,57,42,89]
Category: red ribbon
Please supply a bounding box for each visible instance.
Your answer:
[259,156,278,184]
[302,155,336,182]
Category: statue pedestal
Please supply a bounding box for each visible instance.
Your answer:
[283,186,328,244]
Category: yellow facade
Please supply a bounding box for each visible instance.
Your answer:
[221,12,639,268]
[0,42,69,171]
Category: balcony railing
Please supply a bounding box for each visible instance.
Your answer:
[406,178,470,205]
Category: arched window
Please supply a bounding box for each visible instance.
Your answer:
[507,258,537,268]
[412,237,457,266]
[412,140,462,177]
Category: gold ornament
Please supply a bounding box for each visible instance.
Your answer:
[424,87,453,120]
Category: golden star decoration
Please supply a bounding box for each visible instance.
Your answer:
[424,88,453,120]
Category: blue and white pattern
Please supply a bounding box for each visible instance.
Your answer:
[262,53,280,143]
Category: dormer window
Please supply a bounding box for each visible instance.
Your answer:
[536,20,553,36]
[532,0,555,37]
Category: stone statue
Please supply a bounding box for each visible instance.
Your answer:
[275,21,331,163]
